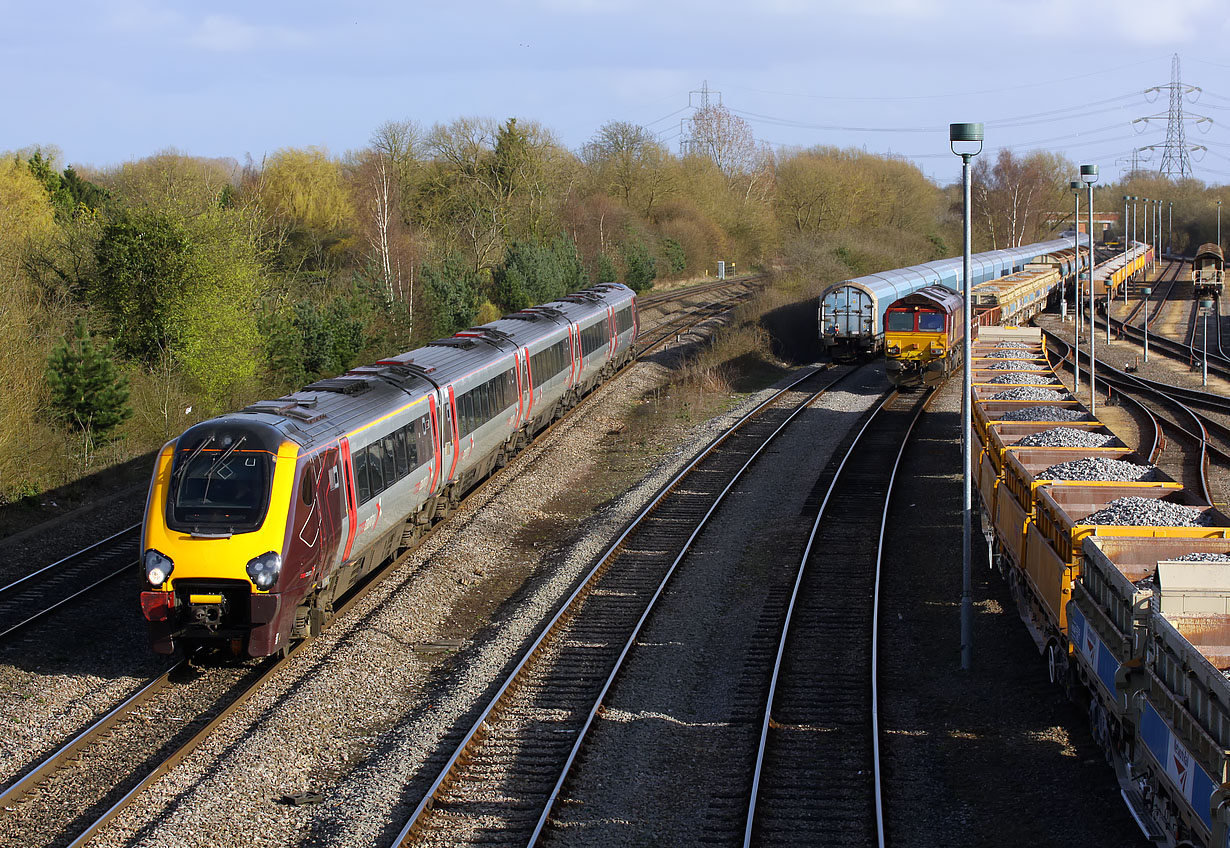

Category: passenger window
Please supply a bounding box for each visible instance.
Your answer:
[381,435,398,484]
[402,424,418,468]
[354,449,371,504]
[392,429,408,478]
[368,441,386,495]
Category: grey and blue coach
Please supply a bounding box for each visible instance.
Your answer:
[819,236,1088,359]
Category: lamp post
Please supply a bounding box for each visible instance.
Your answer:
[1142,197,1150,271]
[1132,197,1138,275]
[1071,180,1082,388]
[1122,195,1130,306]
[1156,200,1162,266]
[1218,200,1222,249]
[951,122,982,673]
[1082,164,1099,416]
[1168,202,1173,257]
[1201,298,1213,387]
[1142,286,1152,363]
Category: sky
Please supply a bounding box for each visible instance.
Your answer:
[6,0,1230,186]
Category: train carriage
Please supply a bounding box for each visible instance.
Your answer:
[1193,243,1225,298]
[819,236,1085,360]
[141,283,637,658]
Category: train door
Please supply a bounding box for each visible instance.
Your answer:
[826,288,873,339]
[318,447,343,565]
[440,386,459,484]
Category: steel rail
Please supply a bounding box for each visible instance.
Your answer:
[524,366,857,845]
[0,524,139,595]
[392,363,856,846]
[1047,331,1219,505]
[743,387,934,848]
[1046,338,1164,465]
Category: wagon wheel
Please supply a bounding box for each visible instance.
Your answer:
[1046,642,1065,686]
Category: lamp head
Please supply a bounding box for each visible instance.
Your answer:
[1069,180,1082,192]
[949,123,983,157]
[1080,164,1098,184]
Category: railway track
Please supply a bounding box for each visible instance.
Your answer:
[1105,261,1230,381]
[0,284,772,845]
[1046,332,1230,508]
[0,524,139,641]
[745,388,933,847]
[0,654,272,848]
[392,364,861,845]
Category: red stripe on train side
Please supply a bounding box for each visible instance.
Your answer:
[339,437,358,561]
[446,385,460,483]
[427,401,441,494]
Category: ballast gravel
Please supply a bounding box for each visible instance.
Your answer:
[1083,497,1212,527]
[986,372,1059,385]
[987,349,1037,358]
[1040,457,1159,482]
[997,405,1091,422]
[1173,553,1230,562]
[1016,427,1119,448]
[985,360,1043,370]
[994,341,1034,349]
[988,387,1071,402]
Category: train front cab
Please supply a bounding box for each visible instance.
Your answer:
[883,289,961,388]
[141,417,312,657]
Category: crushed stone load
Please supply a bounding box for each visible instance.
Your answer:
[989,387,1071,402]
[985,360,1042,370]
[1133,575,1154,590]
[1040,457,1159,482]
[1015,427,1119,448]
[997,405,1091,422]
[986,372,1059,385]
[1172,552,1230,562]
[1082,497,1213,527]
[987,349,1038,358]
[994,341,1033,350]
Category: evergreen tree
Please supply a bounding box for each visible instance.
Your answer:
[25,150,73,217]
[45,319,131,441]
[621,240,657,291]
[595,252,618,284]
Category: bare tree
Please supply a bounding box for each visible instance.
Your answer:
[687,104,757,179]
[973,150,1070,249]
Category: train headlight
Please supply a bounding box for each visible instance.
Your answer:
[887,345,900,355]
[246,552,282,590]
[144,549,174,587]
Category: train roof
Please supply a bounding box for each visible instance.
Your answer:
[887,284,962,312]
[1195,243,1224,263]
[820,237,1087,302]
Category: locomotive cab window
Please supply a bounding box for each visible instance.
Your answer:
[886,311,914,331]
[167,433,272,533]
[917,312,945,332]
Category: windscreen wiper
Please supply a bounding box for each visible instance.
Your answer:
[174,434,215,482]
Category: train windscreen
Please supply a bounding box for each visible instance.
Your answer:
[886,311,914,331]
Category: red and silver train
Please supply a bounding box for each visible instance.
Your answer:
[140,284,638,656]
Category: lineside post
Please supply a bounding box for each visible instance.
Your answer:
[951,123,982,672]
